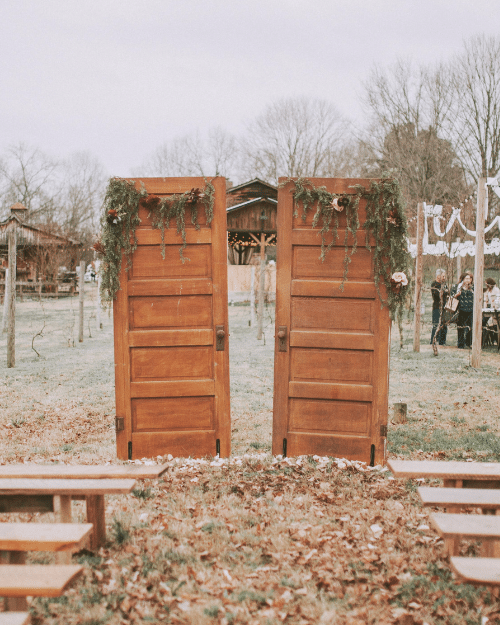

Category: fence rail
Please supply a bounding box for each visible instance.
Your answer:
[0,280,81,300]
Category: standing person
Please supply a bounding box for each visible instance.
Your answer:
[483,277,500,345]
[430,269,449,345]
[452,273,474,349]
[483,278,500,309]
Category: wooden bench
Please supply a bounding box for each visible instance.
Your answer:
[0,613,31,625]
[388,459,500,489]
[0,464,168,480]
[431,512,500,556]
[0,564,82,612]
[418,486,500,512]
[0,523,93,561]
[450,557,500,586]
[0,478,136,550]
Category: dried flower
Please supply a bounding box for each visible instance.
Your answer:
[142,194,161,208]
[387,207,401,227]
[107,209,119,225]
[92,241,106,256]
[186,188,205,204]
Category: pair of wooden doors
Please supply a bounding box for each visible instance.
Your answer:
[113,177,390,464]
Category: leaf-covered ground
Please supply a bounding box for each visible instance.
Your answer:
[0,292,500,623]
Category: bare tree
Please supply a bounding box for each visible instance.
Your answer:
[241,97,349,183]
[138,127,238,180]
[57,151,107,236]
[446,34,500,182]
[0,142,59,222]
[361,59,470,214]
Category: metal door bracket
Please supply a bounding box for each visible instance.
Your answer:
[115,417,124,432]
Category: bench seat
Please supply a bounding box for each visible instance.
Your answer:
[0,464,168,480]
[431,513,500,557]
[0,564,83,597]
[388,460,500,488]
[0,478,136,496]
[431,513,500,539]
[419,487,500,511]
[0,523,93,553]
[450,557,500,586]
[0,613,30,625]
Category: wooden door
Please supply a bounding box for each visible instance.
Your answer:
[114,177,230,460]
[272,178,390,465]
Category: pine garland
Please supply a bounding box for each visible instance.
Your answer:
[98,178,146,307]
[283,177,411,325]
[96,179,214,305]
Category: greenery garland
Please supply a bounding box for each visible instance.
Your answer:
[96,178,214,305]
[282,177,411,325]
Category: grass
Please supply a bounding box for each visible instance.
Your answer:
[0,292,500,623]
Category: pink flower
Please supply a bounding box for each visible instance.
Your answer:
[330,198,344,212]
[391,272,408,286]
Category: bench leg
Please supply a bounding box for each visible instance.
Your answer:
[86,495,106,550]
[1,551,28,611]
[55,495,73,564]
[444,538,459,556]
[443,479,463,488]
[481,539,496,557]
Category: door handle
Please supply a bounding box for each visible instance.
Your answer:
[216,325,225,351]
[277,326,287,352]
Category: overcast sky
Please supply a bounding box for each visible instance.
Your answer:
[1,0,499,177]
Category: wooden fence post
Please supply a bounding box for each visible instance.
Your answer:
[1,268,9,333]
[413,202,424,352]
[250,265,255,327]
[95,259,102,330]
[472,179,487,368]
[456,238,461,282]
[78,260,85,343]
[7,225,17,367]
[257,233,265,340]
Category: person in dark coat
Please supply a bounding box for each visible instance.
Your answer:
[452,272,474,348]
[430,268,449,345]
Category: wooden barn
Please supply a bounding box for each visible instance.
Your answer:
[0,203,81,283]
[226,179,277,264]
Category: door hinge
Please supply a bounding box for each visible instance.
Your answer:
[277,326,287,352]
[115,417,124,432]
[215,325,225,351]
[128,441,132,460]
[380,424,388,437]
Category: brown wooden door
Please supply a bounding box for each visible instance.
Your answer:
[272,178,390,465]
[114,177,230,460]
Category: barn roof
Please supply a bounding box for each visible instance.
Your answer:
[0,216,80,247]
[227,178,277,194]
[226,196,277,214]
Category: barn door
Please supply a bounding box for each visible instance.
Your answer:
[114,177,230,460]
[272,178,390,465]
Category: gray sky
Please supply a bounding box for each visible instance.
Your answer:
[2,0,499,177]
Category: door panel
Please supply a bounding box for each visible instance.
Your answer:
[114,177,230,459]
[273,178,390,464]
